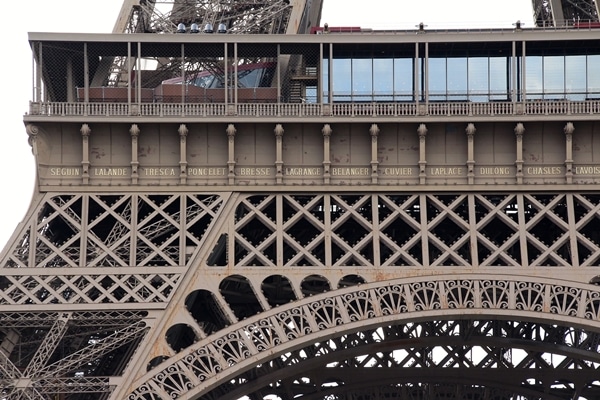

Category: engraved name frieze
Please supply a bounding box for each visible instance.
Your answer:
[382,167,414,176]
[429,167,463,176]
[479,167,511,175]
[188,167,226,176]
[575,166,600,175]
[285,167,322,176]
[331,167,370,176]
[94,167,128,176]
[50,167,81,176]
[237,167,271,176]
[526,166,562,175]
[143,167,176,176]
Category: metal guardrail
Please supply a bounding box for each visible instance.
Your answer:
[28,100,600,118]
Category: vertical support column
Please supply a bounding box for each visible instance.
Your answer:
[414,42,420,109]
[322,124,332,184]
[181,44,185,110]
[127,42,132,105]
[319,42,323,108]
[130,124,140,185]
[424,42,429,109]
[467,194,479,268]
[137,41,142,106]
[227,124,236,185]
[511,41,517,104]
[66,57,74,105]
[418,123,428,184]
[274,124,284,184]
[83,43,89,108]
[515,123,525,184]
[370,124,379,184]
[35,42,42,102]
[466,123,476,184]
[564,122,574,184]
[521,41,527,103]
[371,194,381,268]
[419,194,430,267]
[179,124,188,184]
[277,44,281,108]
[276,194,283,266]
[81,124,91,185]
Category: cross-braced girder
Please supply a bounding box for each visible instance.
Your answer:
[4,190,600,398]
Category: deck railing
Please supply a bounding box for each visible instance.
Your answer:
[28,99,600,118]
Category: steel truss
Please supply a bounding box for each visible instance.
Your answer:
[2,191,600,398]
[532,0,599,26]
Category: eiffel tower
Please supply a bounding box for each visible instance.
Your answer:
[3,0,600,399]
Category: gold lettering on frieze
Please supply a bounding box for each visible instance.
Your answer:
[237,167,272,176]
[187,167,226,176]
[143,167,176,176]
[50,167,81,176]
[285,167,322,176]
[575,166,600,175]
[94,167,128,176]
[479,167,511,175]
[526,166,562,175]
[382,167,414,176]
[331,167,370,176]
[429,167,463,176]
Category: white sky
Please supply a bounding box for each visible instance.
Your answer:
[0,0,533,248]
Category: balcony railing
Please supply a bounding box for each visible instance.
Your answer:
[28,99,600,119]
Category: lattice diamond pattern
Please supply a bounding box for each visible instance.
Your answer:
[219,192,600,269]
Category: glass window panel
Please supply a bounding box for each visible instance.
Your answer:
[525,56,543,100]
[394,58,413,101]
[332,58,352,101]
[588,55,600,99]
[447,58,467,100]
[306,86,317,103]
[352,59,373,101]
[468,57,489,102]
[428,58,447,101]
[565,55,586,100]
[489,57,508,100]
[543,55,564,99]
[373,58,393,102]
[322,58,329,103]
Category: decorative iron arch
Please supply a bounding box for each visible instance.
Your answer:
[128,274,600,399]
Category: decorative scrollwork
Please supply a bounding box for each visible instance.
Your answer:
[245,319,282,351]
[308,297,343,330]
[548,285,581,316]
[128,276,600,399]
[446,280,477,309]
[342,290,377,322]
[480,280,510,309]
[214,332,252,366]
[411,281,442,311]
[514,281,545,312]
[274,308,313,340]
[185,348,221,381]
[377,284,410,315]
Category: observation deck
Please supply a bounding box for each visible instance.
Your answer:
[24,26,600,189]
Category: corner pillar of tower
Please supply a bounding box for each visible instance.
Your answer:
[549,0,565,25]
[288,0,325,33]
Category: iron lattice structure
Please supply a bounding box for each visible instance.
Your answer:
[98,0,321,88]
[5,1,600,399]
[3,191,600,398]
[532,0,599,26]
